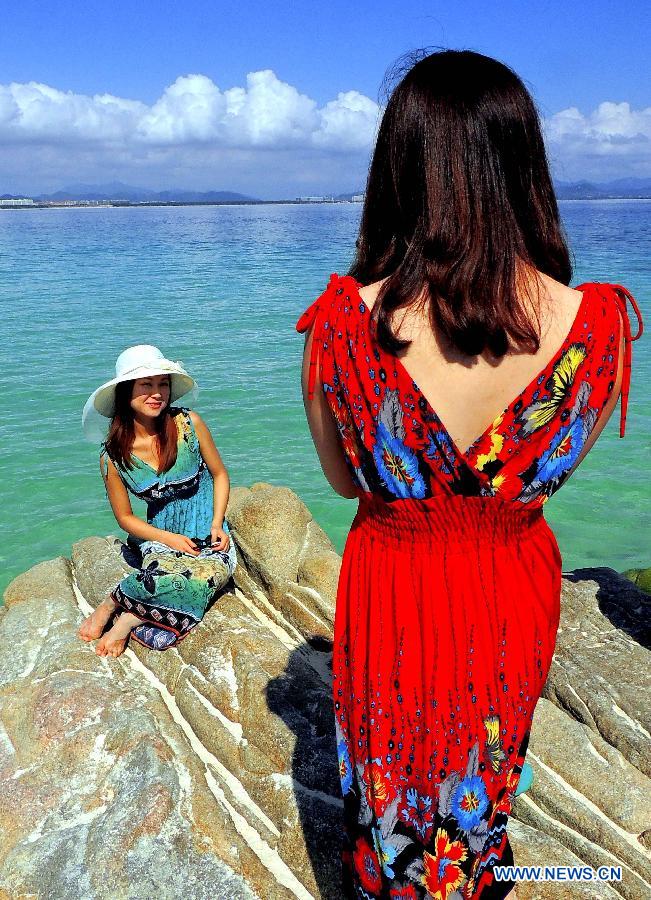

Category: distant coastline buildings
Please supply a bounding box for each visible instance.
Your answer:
[2,178,651,210]
[295,193,365,202]
[0,196,114,208]
[0,194,366,209]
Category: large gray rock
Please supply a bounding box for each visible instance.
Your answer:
[227,483,340,641]
[1,484,650,899]
[541,567,650,776]
[0,558,300,898]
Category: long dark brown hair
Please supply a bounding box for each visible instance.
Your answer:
[349,48,573,358]
[104,379,179,474]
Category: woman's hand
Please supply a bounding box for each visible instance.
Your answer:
[210,522,230,552]
[159,532,201,555]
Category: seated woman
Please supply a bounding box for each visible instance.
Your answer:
[78,344,237,656]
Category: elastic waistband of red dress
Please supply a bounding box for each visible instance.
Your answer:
[354,492,546,545]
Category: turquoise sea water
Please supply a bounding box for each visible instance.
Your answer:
[1,201,649,600]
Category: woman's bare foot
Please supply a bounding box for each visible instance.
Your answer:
[95,611,142,657]
[78,597,118,641]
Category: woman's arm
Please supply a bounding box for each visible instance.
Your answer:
[188,411,231,548]
[100,452,199,553]
[300,322,359,500]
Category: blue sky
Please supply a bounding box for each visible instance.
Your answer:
[2,0,650,197]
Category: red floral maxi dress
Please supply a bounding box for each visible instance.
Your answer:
[295,274,643,899]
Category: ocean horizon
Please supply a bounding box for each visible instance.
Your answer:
[1,200,649,601]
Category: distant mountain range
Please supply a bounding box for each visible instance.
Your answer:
[554,177,651,199]
[7,181,258,203]
[2,177,651,203]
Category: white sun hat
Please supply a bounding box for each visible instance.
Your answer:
[82,344,198,442]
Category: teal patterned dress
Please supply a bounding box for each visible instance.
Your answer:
[100,406,237,650]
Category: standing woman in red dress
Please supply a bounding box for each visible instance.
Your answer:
[295,50,643,898]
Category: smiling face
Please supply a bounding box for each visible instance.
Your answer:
[130,373,171,420]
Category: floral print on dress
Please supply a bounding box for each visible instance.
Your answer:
[334,710,526,899]
[296,274,643,508]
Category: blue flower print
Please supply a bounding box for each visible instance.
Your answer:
[438,742,490,853]
[335,716,354,795]
[337,736,354,795]
[368,795,415,878]
[373,422,426,499]
[519,380,598,504]
[450,774,490,831]
[371,825,401,879]
[535,416,585,481]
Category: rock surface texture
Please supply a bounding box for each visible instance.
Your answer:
[0,482,649,899]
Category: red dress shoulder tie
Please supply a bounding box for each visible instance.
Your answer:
[295,273,340,402]
[605,284,644,438]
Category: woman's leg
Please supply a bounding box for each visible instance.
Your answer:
[95,611,142,657]
[78,595,118,641]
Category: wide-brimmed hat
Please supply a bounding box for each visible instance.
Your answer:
[82,345,198,441]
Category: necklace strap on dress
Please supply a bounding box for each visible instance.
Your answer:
[295,273,339,402]
[603,284,644,438]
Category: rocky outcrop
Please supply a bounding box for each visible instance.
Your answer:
[1,482,649,899]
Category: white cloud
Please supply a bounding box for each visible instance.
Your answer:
[314,90,380,150]
[0,71,648,194]
[0,81,145,143]
[136,75,226,144]
[0,70,379,152]
[544,101,651,176]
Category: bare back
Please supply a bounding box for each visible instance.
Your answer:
[358,272,621,466]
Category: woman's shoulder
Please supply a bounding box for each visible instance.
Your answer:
[356,276,393,314]
[174,407,203,426]
[168,405,198,428]
[169,407,207,447]
[99,440,118,466]
[99,441,129,482]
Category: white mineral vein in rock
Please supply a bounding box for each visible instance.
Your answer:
[284,591,320,621]
[25,804,108,844]
[610,701,651,739]
[204,768,315,900]
[293,584,323,602]
[18,635,42,678]
[186,679,245,743]
[233,586,333,690]
[518,796,651,893]
[585,742,610,766]
[516,793,649,891]
[88,732,116,768]
[233,586,304,648]
[11,764,38,779]
[527,751,645,851]
[204,649,240,704]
